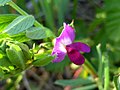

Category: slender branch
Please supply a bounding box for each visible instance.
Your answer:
[96,44,103,90]
[103,53,109,90]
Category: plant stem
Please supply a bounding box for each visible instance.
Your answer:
[96,44,103,90]
[96,44,102,79]
[103,53,109,90]
[8,1,43,28]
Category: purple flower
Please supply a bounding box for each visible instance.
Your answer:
[51,23,90,65]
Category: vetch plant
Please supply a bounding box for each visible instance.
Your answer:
[0,0,54,79]
[52,23,90,65]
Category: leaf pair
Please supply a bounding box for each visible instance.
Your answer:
[3,15,35,35]
[1,15,55,40]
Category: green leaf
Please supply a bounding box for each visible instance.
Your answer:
[105,0,120,42]
[6,44,25,69]
[114,75,120,90]
[0,50,12,67]
[55,78,94,87]
[33,51,54,66]
[0,14,18,32]
[4,15,35,35]
[0,33,10,40]
[0,0,11,6]
[14,42,32,61]
[72,84,97,90]
[26,27,55,39]
[0,14,18,24]
[0,69,4,79]
[10,32,30,42]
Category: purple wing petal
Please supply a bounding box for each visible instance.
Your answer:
[66,42,90,53]
[52,52,66,63]
[66,46,85,65]
[51,38,67,55]
[51,38,67,62]
[57,23,75,45]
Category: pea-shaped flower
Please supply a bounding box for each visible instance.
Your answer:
[51,23,90,65]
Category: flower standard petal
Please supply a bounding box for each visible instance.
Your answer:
[58,23,75,45]
[64,23,75,42]
[66,42,90,53]
[66,46,85,65]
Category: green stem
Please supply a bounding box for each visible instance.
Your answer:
[103,53,109,90]
[96,44,102,79]
[8,1,43,28]
[96,44,103,90]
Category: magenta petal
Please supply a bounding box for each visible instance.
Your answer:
[52,38,67,55]
[66,46,85,65]
[51,38,67,63]
[67,42,90,53]
[64,23,75,42]
[58,23,75,45]
[52,52,66,63]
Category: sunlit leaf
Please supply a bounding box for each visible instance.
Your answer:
[26,27,55,39]
[4,15,35,35]
[0,33,10,39]
[0,0,11,6]
[0,14,18,32]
